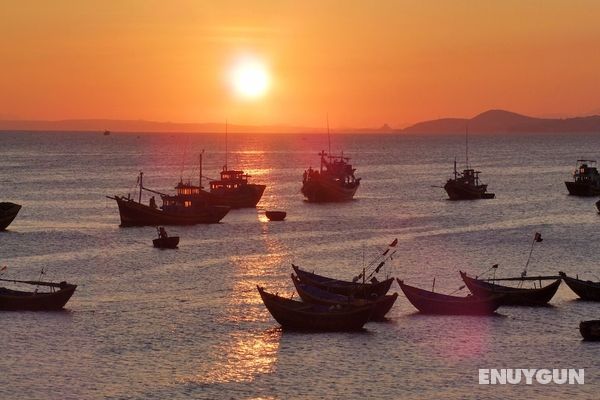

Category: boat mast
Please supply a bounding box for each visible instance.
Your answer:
[465,124,469,169]
[225,119,228,171]
[454,158,457,179]
[138,171,143,203]
[327,113,331,156]
[199,150,204,189]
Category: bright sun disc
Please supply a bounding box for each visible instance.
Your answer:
[229,58,270,99]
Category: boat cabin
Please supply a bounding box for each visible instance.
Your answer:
[573,160,600,183]
[210,168,251,191]
[160,180,208,211]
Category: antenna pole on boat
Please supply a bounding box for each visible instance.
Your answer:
[199,150,204,189]
[465,124,469,169]
[225,119,228,171]
[327,113,331,156]
[454,157,457,180]
[138,171,143,203]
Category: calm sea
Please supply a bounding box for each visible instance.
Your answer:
[1,131,600,399]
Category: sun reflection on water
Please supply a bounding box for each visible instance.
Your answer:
[177,328,281,385]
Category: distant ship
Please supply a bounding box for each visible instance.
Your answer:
[107,171,229,226]
[103,130,110,136]
[565,159,600,196]
[301,150,361,202]
[443,126,494,200]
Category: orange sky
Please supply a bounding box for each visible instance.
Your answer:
[2,1,600,128]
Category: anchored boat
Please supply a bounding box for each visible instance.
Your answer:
[397,279,501,315]
[0,202,21,230]
[559,272,600,301]
[301,150,361,202]
[565,160,600,196]
[0,278,77,311]
[291,273,398,321]
[108,171,229,226]
[257,286,373,331]
[460,233,560,306]
[443,126,494,200]
[460,271,561,306]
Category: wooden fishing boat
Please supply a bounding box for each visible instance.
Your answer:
[460,271,561,306]
[0,279,77,311]
[107,171,229,226]
[397,279,502,315]
[257,286,373,331]
[565,160,600,196]
[559,272,600,301]
[265,210,286,221]
[291,273,397,321]
[0,202,21,230]
[580,320,600,341]
[292,264,394,299]
[301,150,361,202]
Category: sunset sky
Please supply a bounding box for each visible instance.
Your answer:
[2,1,600,128]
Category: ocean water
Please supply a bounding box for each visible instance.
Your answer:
[1,131,600,399]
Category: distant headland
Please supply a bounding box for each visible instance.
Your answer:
[1,109,600,134]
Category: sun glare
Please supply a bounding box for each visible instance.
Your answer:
[229,57,270,99]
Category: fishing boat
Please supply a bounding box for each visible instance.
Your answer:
[0,202,21,230]
[257,286,373,331]
[107,171,229,226]
[460,271,561,306]
[265,210,286,221]
[291,273,398,321]
[565,160,600,196]
[444,162,495,200]
[559,272,600,301]
[203,124,266,208]
[207,167,266,208]
[152,227,179,249]
[301,150,361,202]
[580,320,600,341]
[0,278,77,311]
[443,127,494,200]
[292,265,394,299]
[397,279,502,315]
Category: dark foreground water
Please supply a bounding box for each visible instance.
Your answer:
[1,131,600,399]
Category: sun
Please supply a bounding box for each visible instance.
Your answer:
[229,56,270,99]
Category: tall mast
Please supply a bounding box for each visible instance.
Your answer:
[327,113,331,155]
[465,123,469,169]
[138,171,143,203]
[199,150,204,189]
[225,119,228,171]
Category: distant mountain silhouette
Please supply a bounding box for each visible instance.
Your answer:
[402,109,600,134]
[0,119,320,134]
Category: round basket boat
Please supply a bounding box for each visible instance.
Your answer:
[265,210,286,221]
